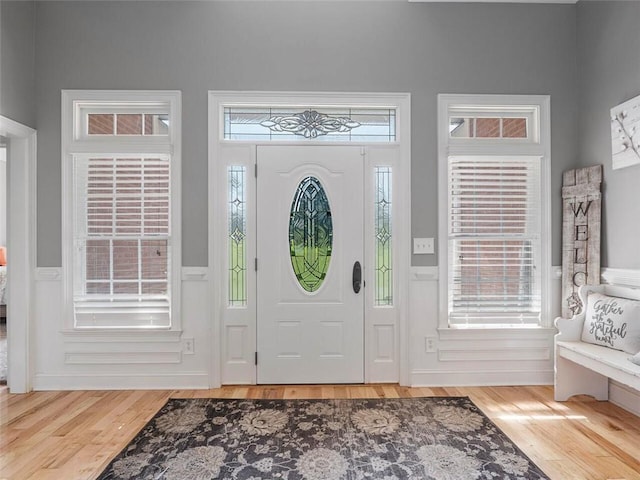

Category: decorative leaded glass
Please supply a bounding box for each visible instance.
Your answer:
[224,107,396,142]
[261,110,360,138]
[228,166,246,306]
[289,176,333,292]
[375,167,393,305]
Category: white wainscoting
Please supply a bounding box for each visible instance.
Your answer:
[600,268,640,416]
[408,266,558,387]
[32,267,211,390]
[27,262,640,416]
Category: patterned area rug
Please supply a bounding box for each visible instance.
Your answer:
[97,397,549,480]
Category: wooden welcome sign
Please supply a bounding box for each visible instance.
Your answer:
[561,165,602,318]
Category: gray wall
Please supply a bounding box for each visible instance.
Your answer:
[0,1,36,128]
[577,1,640,269]
[34,1,578,267]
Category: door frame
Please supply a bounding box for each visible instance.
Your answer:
[0,115,37,393]
[208,91,411,387]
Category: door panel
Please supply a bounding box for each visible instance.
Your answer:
[257,146,364,384]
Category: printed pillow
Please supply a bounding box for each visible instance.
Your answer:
[581,292,640,354]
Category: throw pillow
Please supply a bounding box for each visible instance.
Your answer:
[581,292,640,354]
[631,351,640,366]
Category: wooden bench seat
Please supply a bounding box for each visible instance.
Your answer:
[554,284,640,401]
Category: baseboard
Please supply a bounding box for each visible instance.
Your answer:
[32,372,210,391]
[609,381,640,417]
[410,369,553,387]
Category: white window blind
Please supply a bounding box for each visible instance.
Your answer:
[448,155,541,326]
[74,156,172,328]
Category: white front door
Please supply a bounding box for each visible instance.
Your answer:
[257,145,364,384]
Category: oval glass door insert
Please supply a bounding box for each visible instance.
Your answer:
[289,176,333,292]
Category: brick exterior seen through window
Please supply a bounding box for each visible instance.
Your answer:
[451,159,538,316]
[82,157,169,296]
[87,113,168,136]
[450,117,527,139]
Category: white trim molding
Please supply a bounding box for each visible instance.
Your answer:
[182,267,209,282]
[408,262,556,387]
[60,90,182,332]
[35,267,62,281]
[0,115,37,393]
[410,266,439,281]
[610,381,640,417]
[32,372,209,391]
[31,264,215,391]
[209,91,412,387]
[601,267,640,288]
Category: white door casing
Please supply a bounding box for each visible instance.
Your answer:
[209,91,411,387]
[256,146,364,384]
[0,116,37,393]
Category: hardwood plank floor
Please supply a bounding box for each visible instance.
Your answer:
[1,384,639,479]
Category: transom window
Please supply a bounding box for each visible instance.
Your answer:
[447,105,538,142]
[223,107,396,142]
[449,116,528,139]
[62,90,181,329]
[86,112,169,136]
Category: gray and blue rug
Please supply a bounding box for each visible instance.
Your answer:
[97,397,549,480]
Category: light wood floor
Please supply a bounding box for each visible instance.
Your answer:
[1,384,639,480]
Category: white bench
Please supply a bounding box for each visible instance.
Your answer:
[554,284,640,401]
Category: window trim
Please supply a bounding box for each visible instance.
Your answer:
[61,90,182,331]
[437,94,551,330]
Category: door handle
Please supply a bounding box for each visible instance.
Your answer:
[352,261,362,294]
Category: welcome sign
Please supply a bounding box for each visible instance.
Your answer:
[561,165,602,318]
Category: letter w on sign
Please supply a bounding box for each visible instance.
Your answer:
[561,165,602,318]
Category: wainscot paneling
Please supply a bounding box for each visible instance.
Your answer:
[408,266,556,387]
[32,267,211,390]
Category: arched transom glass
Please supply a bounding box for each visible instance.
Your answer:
[289,176,333,292]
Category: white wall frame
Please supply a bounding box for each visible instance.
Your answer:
[437,94,552,332]
[61,90,182,332]
[0,115,37,393]
[209,91,411,387]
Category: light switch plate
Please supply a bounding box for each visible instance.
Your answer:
[413,237,434,254]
